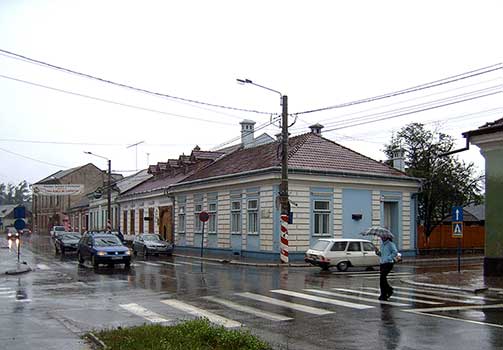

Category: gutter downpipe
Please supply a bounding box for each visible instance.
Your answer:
[440,137,470,157]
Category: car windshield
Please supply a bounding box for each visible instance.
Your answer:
[311,240,331,251]
[61,234,80,240]
[143,234,161,242]
[54,227,65,231]
[94,236,122,246]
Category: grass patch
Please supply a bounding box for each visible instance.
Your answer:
[92,318,272,350]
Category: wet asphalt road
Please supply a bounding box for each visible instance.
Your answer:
[1,234,503,350]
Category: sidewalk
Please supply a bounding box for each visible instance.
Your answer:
[0,245,32,275]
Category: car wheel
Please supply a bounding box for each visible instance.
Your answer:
[54,244,59,255]
[337,261,349,272]
[61,247,65,257]
[92,256,99,269]
[143,248,148,258]
[78,252,84,264]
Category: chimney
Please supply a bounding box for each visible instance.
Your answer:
[309,123,324,135]
[391,148,405,172]
[240,119,256,148]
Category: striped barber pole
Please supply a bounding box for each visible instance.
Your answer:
[280,213,289,263]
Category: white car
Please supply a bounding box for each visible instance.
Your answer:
[50,225,66,238]
[304,238,380,271]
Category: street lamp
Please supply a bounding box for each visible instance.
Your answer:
[237,78,290,263]
[84,151,112,230]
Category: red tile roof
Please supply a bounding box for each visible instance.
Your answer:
[182,133,408,183]
[464,117,503,137]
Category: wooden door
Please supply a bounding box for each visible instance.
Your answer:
[159,206,173,243]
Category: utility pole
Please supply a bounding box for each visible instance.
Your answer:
[279,95,289,263]
[236,78,290,263]
[107,159,112,227]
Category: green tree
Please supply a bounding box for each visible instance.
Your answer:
[0,180,32,204]
[384,123,483,238]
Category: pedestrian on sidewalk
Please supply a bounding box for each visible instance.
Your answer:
[379,236,398,301]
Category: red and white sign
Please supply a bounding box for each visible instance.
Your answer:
[32,184,84,196]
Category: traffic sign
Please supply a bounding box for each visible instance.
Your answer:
[14,218,26,230]
[452,206,463,222]
[199,211,209,222]
[14,206,26,219]
[452,222,463,238]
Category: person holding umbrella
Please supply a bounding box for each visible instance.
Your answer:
[361,226,398,301]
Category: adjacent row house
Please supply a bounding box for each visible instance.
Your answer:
[33,120,422,260]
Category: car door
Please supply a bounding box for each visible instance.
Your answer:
[362,241,380,266]
[345,241,364,266]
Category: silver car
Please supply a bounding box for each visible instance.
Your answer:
[132,233,173,257]
[305,238,380,271]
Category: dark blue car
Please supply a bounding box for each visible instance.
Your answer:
[77,232,131,269]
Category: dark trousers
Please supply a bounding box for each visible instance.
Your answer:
[380,262,394,297]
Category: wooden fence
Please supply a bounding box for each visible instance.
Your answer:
[417,224,484,250]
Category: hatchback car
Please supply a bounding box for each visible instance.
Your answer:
[77,232,131,268]
[54,232,81,256]
[132,233,173,257]
[304,238,379,271]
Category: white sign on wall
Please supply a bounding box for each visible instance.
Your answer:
[32,184,84,196]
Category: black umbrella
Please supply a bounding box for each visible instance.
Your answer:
[360,226,394,239]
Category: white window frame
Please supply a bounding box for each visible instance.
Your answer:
[313,200,330,236]
[208,202,217,234]
[247,198,259,235]
[178,205,186,234]
[230,199,241,234]
[194,202,203,233]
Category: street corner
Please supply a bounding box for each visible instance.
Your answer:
[5,262,32,275]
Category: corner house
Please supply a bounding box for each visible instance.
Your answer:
[164,121,421,261]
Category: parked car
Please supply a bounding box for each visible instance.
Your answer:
[77,232,131,269]
[132,233,173,257]
[54,232,81,256]
[50,225,66,238]
[304,238,380,271]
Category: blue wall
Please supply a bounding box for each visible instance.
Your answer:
[342,189,372,238]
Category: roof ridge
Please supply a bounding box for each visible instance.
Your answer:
[288,133,312,160]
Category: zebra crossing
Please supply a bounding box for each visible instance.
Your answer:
[0,286,31,302]
[117,284,503,329]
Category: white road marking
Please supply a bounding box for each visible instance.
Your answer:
[406,303,503,313]
[137,261,161,267]
[161,299,242,328]
[362,287,478,304]
[404,309,503,328]
[0,291,15,295]
[305,289,409,307]
[203,296,293,321]
[176,261,199,266]
[271,289,373,310]
[344,272,413,277]
[157,261,182,266]
[120,303,169,323]
[393,286,496,301]
[0,287,12,291]
[236,292,333,315]
[36,264,51,270]
[332,288,442,305]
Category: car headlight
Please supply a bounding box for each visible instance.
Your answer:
[125,249,131,255]
[96,251,107,256]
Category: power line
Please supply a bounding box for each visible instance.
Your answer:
[0,73,236,126]
[0,48,273,115]
[0,146,70,168]
[291,84,503,133]
[321,90,502,133]
[294,63,503,115]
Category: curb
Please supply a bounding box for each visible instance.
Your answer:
[172,253,310,268]
[4,262,32,275]
[85,332,107,350]
[400,279,488,293]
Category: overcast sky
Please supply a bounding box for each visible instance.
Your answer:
[1,1,502,185]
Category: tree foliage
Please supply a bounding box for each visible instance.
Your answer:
[384,123,483,237]
[0,180,31,205]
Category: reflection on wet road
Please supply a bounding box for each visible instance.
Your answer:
[1,234,503,350]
